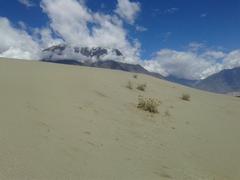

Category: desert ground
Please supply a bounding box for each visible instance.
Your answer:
[0,57,240,180]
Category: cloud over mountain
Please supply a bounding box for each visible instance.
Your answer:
[143,46,240,80]
[40,0,141,64]
[0,0,141,63]
[143,49,221,80]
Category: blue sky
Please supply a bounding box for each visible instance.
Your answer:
[1,0,240,58]
[0,0,240,79]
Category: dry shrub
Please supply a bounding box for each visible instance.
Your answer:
[133,74,138,79]
[181,93,190,101]
[126,81,133,90]
[136,83,147,91]
[137,96,160,113]
[164,110,170,117]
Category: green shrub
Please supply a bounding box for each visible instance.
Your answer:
[136,83,147,91]
[137,96,160,113]
[181,93,190,101]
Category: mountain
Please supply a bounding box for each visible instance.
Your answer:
[90,60,164,79]
[42,44,124,63]
[165,75,198,87]
[42,45,164,79]
[42,59,85,66]
[194,67,240,93]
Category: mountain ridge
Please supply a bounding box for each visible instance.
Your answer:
[42,44,240,94]
[193,67,240,93]
[42,44,164,79]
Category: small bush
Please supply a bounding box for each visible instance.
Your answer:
[181,93,190,101]
[126,81,133,90]
[164,110,170,117]
[136,83,147,91]
[137,96,160,113]
[133,74,138,79]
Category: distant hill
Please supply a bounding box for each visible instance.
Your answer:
[165,75,198,87]
[194,67,240,93]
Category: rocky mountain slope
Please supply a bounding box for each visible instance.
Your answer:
[194,67,240,93]
[42,44,124,63]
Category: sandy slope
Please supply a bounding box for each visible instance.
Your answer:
[0,57,240,180]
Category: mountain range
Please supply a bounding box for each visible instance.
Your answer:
[42,44,124,63]
[42,44,240,95]
[193,67,240,93]
[42,44,164,79]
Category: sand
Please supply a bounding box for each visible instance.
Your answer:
[0,57,240,180]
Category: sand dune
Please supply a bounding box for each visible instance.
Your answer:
[0,57,240,180]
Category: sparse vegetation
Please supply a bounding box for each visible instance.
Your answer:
[136,83,147,91]
[181,93,191,101]
[164,110,170,117]
[133,74,138,79]
[137,96,160,113]
[126,80,133,90]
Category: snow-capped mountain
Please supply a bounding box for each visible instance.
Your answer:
[42,44,125,63]
[41,44,164,80]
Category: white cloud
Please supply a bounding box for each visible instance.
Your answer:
[18,0,35,7]
[143,49,222,80]
[202,50,226,59]
[136,25,147,32]
[161,32,172,42]
[32,27,63,49]
[40,0,140,63]
[143,46,240,80]
[0,16,64,60]
[164,8,179,14]
[151,8,179,17]
[1,0,142,63]
[115,0,140,24]
[0,17,40,60]
[200,13,208,18]
[40,0,92,45]
[18,21,27,30]
[188,42,205,51]
[223,50,240,69]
